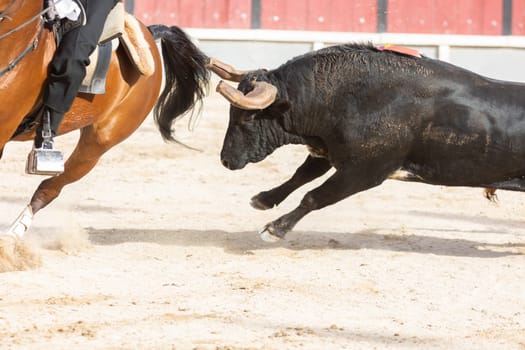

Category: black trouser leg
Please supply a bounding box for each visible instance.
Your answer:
[42,0,117,136]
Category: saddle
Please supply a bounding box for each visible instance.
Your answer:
[46,0,154,93]
[78,2,155,93]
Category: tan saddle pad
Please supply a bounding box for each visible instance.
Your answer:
[80,3,155,93]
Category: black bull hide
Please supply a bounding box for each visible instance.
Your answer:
[214,43,525,241]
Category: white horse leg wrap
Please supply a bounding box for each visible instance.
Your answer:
[5,205,33,238]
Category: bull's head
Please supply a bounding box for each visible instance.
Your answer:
[208,58,292,170]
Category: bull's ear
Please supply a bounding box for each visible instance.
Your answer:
[269,99,291,114]
[267,99,292,129]
[265,99,291,128]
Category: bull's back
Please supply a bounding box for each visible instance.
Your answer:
[402,71,525,186]
[338,56,525,185]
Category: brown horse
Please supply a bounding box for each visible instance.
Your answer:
[0,1,209,237]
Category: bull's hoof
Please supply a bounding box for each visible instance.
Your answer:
[259,227,281,242]
[250,195,272,210]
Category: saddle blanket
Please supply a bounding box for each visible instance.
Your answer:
[79,3,155,94]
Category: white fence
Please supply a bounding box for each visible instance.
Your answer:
[186,29,525,81]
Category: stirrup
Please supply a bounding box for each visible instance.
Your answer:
[26,107,64,176]
[26,147,64,176]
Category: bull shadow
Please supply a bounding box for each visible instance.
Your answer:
[86,227,524,258]
[407,209,525,229]
[221,316,443,348]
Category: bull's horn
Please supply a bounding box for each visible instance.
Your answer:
[206,58,249,82]
[216,80,278,110]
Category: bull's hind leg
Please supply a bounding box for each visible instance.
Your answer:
[259,165,390,242]
[251,156,332,210]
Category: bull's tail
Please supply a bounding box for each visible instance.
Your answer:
[148,24,210,141]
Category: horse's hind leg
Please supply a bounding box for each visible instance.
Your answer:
[4,127,112,238]
[30,116,147,214]
[6,109,148,238]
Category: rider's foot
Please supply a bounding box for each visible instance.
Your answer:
[33,129,62,154]
[41,136,55,150]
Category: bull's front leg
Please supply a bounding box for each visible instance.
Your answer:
[259,166,389,242]
[251,155,332,210]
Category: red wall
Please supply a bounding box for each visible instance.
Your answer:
[387,0,502,35]
[513,0,525,35]
[260,0,377,32]
[134,0,252,29]
[133,0,523,35]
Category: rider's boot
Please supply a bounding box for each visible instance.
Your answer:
[26,108,65,176]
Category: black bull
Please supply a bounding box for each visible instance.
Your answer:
[208,43,525,241]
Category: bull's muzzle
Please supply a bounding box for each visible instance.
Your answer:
[221,157,232,170]
[220,152,247,170]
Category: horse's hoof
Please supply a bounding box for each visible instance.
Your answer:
[0,235,16,255]
[0,235,42,272]
[259,228,281,242]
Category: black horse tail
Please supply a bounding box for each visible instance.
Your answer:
[148,24,210,141]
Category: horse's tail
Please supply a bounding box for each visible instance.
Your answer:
[148,24,210,141]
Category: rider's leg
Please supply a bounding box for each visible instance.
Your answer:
[36,0,118,149]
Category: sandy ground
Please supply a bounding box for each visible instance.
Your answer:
[0,89,524,350]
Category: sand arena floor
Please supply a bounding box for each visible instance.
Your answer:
[0,90,524,349]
